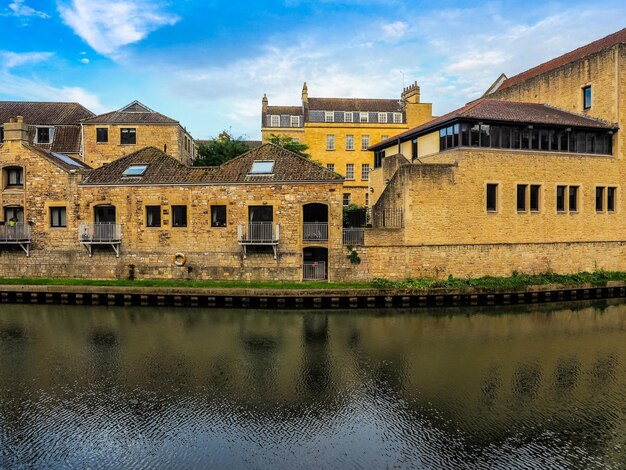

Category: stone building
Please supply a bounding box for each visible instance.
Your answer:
[0,117,346,282]
[81,100,197,168]
[0,101,94,156]
[361,28,625,280]
[261,82,434,207]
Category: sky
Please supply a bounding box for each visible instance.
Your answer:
[0,1,624,140]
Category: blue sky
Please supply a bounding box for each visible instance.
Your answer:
[0,1,624,139]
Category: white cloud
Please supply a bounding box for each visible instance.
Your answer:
[0,51,54,69]
[380,21,409,41]
[57,0,179,56]
[5,0,50,18]
[80,57,90,64]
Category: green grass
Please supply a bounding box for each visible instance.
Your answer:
[1,270,626,291]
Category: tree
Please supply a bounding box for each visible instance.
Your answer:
[267,133,311,159]
[194,130,249,166]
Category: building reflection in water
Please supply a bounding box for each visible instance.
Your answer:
[0,301,624,468]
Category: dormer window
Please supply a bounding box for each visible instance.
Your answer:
[36,127,52,144]
[378,113,387,123]
[270,115,280,127]
[344,112,353,123]
[290,116,300,127]
[393,112,402,123]
[360,112,369,123]
[122,164,148,176]
[249,160,274,174]
[325,112,334,123]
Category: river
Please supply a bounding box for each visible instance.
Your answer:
[0,301,624,469]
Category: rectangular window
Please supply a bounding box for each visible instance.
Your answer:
[96,128,108,143]
[583,86,592,110]
[211,205,227,227]
[596,186,605,212]
[326,163,335,172]
[146,205,161,227]
[378,112,387,123]
[120,128,136,145]
[569,186,579,212]
[36,127,52,144]
[7,168,23,187]
[556,185,566,212]
[360,112,369,123]
[345,163,354,180]
[346,134,354,150]
[172,205,187,227]
[393,113,402,123]
[0,126,4,142]
[361,135,370,150]
[486,184,498,212]
[344,112,353,123]
[326,134,335,150]
[50,207,66,228]
[530,185,540,212]
[325,112,334,123]
[290,116,300,127]
[361,164,370,180]
[607,187,616,212]
[517,184,527,212]
[365,193,369,207]
[270,115,280,127]
[343,193,351,206]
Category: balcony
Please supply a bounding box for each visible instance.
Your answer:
[303,222,328,242]
[0,222,31,256]
[342,228,364,246]
[237,222,280,259]
[79,222,122,257]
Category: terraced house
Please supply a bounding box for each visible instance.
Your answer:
[362,28,625,280]
[261,82,434,206]
[0,114,349,282]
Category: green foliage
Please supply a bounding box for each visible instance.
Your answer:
[267,134,311,158]
[343,204,365,227]
[371,270,626,290]
[346,246,361,265]
[194,130,249,166]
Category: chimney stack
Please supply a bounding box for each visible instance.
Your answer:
[262,94,268,113]
[301,81,308,105]
[3,116,29,144]
[401,81,421,104]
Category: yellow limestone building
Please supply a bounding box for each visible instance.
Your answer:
[360,28,625,280]
[261,82,433,207]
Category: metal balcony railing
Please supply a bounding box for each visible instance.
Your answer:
[78,222,122,257]
[0,222,30,243]
[303,222,328,242]
[343,228,364,246]
[237,222,279,243]
[303,261,326,280]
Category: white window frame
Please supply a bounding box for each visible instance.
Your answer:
[290,115,300,127]
[346,134,354,151]
[393,112,403,123]
[344,112,353,123]
[378,112,387,123]
[361,135,370,150]
[359,112,369,123]
[361,164,370,180]
[345,163,354,180]
[35,126,54,144]
[326,134,335,150]
[270,115,280,127]
[325,112,334,123]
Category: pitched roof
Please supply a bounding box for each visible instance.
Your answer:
[81,101,179,124]
[80,144,343,186]
[0,101,94,125]
[266,106,302,115]
[495,27,626,92]
[24,144,91,172]
[369,99,614,150]
[26,125,83,154]
[308,97,402,112]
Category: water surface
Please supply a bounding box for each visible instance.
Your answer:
[0,302,625,469]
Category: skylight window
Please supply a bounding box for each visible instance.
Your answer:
[123,164,148,176]
[249,160,275,174]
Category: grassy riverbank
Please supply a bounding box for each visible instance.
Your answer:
[1,270,626,290]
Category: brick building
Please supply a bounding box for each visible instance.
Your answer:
[360,28,625,280]
[261,82,434,207]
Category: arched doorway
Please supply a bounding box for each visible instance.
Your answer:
[303,247,328,281]
[303,203,328,241]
